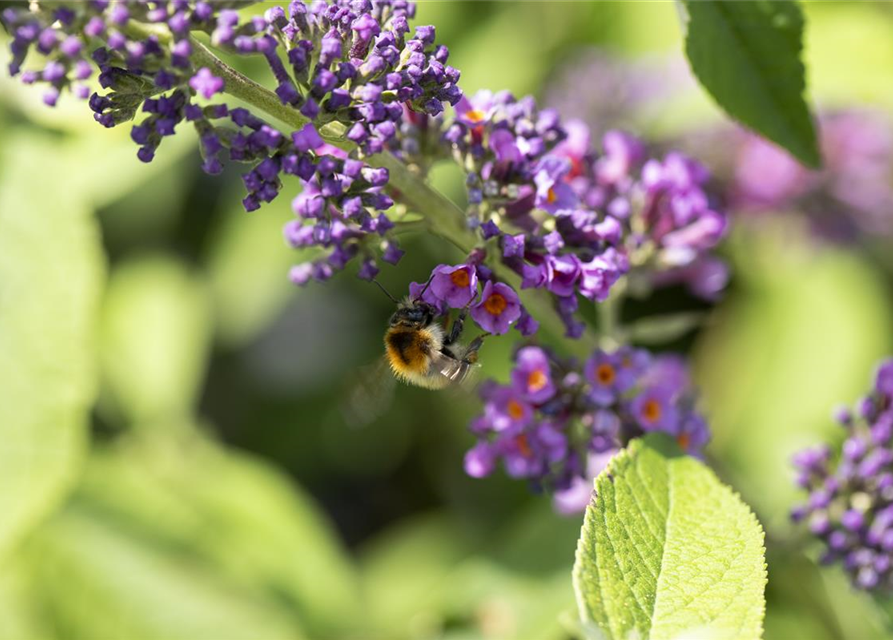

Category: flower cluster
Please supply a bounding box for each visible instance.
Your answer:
[729,110,893,241]
[437,89,729,337]
[409,260,531,336]
[2,1,461,282]
[551,123,729,301]
[208,1,460,150]
[464,344,710,513]
[792,359,893,591]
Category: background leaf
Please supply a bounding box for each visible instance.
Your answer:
[74,429,361,639]
[574,434,767,640]
[21,507,303,640]
[0,132,104,561]
[99,255,212,425]
[680,0,820,167]
[694,225,892,532]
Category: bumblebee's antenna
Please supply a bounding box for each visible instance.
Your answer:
[413,273,435,302]
[372,279,400,303]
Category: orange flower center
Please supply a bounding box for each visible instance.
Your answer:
[527,370,548,392]
[596,363,616,385]
[484,293,507,316]
[507,400,525,421]
[515,434,532,458]
[677,433,691,450]
[643,399,662,423]
[547,187,558,204]
[450,269,470,287]
[465,109,486,123]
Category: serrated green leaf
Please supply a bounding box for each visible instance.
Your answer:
[573,434,767,640]
[0,133,104,562]
[680,0,820,167]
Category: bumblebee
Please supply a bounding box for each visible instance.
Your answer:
[341,281,484,427]
[384,297,483,389]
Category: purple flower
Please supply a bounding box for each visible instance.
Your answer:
[511,346,556,404]
[189,67,223,99]
[481,385,533,433]
[675,413,711,455]
[552,451,616,515]
[490,128,522,165]
[578,249,625,302]
[584,349,636,406]
[470,281,521,335]
[629,385,679,433]
[500,422,568,479]
[792,356,893,591]
[877,359,893,396]
[596,130,645,187]
[464,443,496,478]
[533,156,577,213]
[514,307,539,337]
[546,254,580,296]
[428,263,478,308]
[455,90,495,128]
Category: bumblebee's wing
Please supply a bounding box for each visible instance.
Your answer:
[431,352,480,389]
[341,356,396,428]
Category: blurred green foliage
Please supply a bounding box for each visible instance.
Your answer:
[2,2,893,639]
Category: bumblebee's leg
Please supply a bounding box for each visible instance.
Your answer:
[462,334,487,364]
[444,308,468,347]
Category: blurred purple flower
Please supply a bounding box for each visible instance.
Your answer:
[511,346,556,404]
[793,357,893,592]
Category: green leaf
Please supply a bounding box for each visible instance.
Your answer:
[680,0,820,167]
[573,434,767,640]
[206,183,306,348]
[624,311,706,346]
[23,507,302,640]
[694,225,892,529]
[0,132,104,561]
[100,256,212,424]
[75,430,360,638]
[360,512,575,640]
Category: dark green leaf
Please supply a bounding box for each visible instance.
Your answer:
[680,0,821,167]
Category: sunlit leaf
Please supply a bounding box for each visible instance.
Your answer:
[100,256,212,424]
[574,434,767,640]
[23,507,302,640]
[0,133,104,561]
[75,430,361,638]
[206,181,304,347]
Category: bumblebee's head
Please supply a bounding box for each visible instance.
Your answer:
[389,299,437,328]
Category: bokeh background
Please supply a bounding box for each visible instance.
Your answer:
[2,2,893,639]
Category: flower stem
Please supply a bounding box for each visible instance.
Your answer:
[178,32,599,348]
[597,283,625,349]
